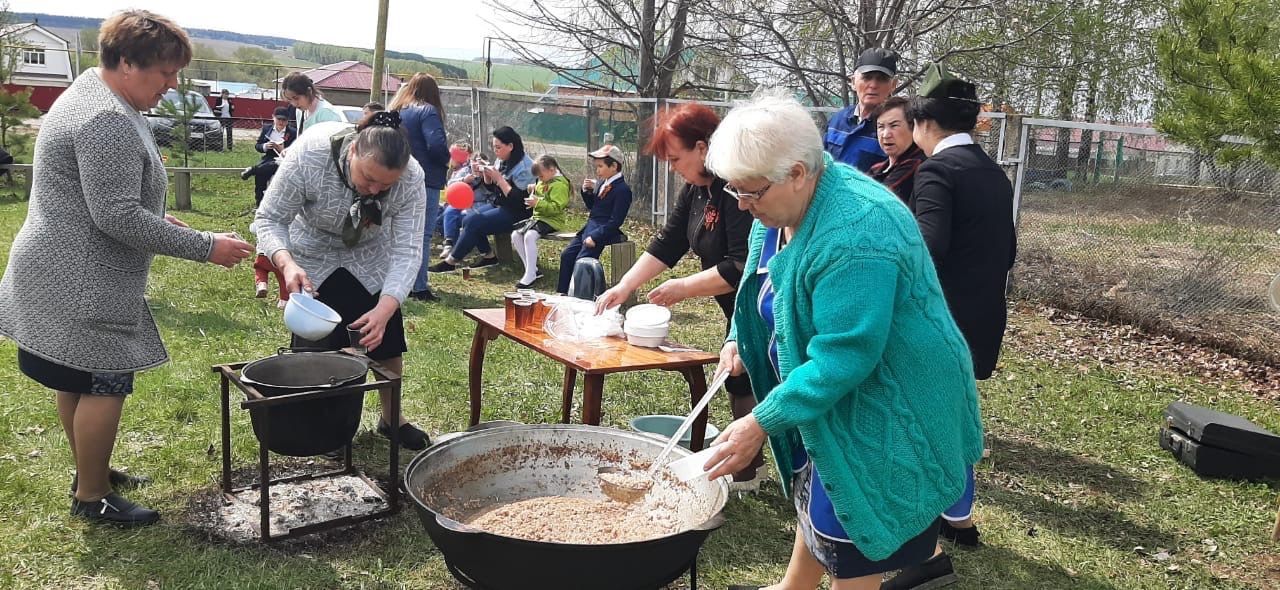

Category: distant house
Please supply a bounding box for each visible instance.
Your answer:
[1,23,73,88]
[278,61,402,107]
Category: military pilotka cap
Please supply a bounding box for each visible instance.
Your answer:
[918,62,982,103]
[853,48,899,77]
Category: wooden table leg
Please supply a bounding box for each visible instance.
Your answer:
[582,374,604,425]
[560,368,578,424]
[680,367,710,451]
[467,324,499,426]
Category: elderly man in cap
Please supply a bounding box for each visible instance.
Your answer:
[824,48,899,173]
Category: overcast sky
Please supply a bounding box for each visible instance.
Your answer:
[12,0,504,61]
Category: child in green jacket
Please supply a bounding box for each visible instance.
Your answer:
[511,155,571,288]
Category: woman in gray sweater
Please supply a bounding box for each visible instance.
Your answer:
[253,112,430,450]
[0,10,253,526]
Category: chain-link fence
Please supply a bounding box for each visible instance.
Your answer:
[1008,118,1280,364]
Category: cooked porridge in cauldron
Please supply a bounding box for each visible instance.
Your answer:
[463,496,683,544]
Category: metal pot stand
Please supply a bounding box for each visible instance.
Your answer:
[213,350,403,542]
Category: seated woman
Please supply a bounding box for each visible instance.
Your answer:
[867,96,926,204]
[697,91,984,590]
[430,127,534,272]
[253,112,432,451]
[438,143,492,255]
[510,154,571,289]
[556,145,632,294]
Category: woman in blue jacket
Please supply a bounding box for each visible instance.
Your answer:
[390,73,449,301]
[556,144,632,294]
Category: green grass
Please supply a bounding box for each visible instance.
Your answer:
[0,185,1277,589]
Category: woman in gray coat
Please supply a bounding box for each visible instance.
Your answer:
[0,11,253,526]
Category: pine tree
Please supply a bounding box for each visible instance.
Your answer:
[0,86,40,157]
[1155,0,1280,164]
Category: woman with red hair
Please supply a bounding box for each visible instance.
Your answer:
[596,102,763,489]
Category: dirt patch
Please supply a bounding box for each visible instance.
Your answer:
[1005,303,1280,403]
[184,460,395,548]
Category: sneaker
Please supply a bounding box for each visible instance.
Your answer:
[377,420,430,451]
[276,299,288,310]
[408,289,440,302]
[255,281,269,298]
[71,492,160,527]
[469,256,500,269]
[240,166,253,180]
[70,469,151,495]
[428,260,458,273]
[940,520,981,547]
[882,553,958,590]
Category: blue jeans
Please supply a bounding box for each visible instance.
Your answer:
[413,188,441,293]
[442,202,496,245]
[450,206,516,261]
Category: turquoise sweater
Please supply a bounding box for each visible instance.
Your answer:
[730,153,985,560]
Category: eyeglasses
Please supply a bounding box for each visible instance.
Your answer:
[724,182,772,202]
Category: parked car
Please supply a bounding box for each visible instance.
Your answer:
[147,90,224,151]
[333,105,364,124]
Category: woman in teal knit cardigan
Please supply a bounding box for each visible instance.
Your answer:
[701,91,985,590]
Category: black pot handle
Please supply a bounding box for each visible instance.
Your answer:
[435,513,481,534]
[691,511,726,531]
[276,346,331,355]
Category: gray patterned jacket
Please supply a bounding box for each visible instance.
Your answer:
[0,69,214,372]
[253,121,426,303]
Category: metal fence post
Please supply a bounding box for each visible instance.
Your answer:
[1012,119,1030,225]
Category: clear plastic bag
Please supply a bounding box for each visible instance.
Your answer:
[543,296,623,342]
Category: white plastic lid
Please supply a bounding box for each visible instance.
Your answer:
[626,303,672,327]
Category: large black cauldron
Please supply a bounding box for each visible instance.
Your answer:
[405,424,728,590]
[240,350,366,456]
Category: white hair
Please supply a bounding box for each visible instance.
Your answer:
[705,88,825,183]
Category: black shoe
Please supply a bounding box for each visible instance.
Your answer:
[940,520,981,547]
[240,166,253,180]
[882,553,958,590]
[428,260,458,273]
[71,492,160,526]
[377,420,430,450]
[469,256,500,269]
[71,469,151,495]
[408,289,440,302]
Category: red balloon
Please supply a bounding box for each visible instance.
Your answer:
[445,182,475,209]
[449,146,468,165]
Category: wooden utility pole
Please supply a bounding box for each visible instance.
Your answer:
[370,0,389,103]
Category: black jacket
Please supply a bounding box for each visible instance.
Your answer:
[909,143,1017,379]
[645,177,752,319]
[255,124,297,162]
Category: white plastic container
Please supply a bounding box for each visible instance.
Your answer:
[666,445,725,483]
[625,331,667,348]
[283,291,341,340]
[625,304,672,328]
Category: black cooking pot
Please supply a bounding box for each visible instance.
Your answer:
[240,350,367,457]
[405,424,728,590]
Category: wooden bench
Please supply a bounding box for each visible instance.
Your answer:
[493,231,638,303]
